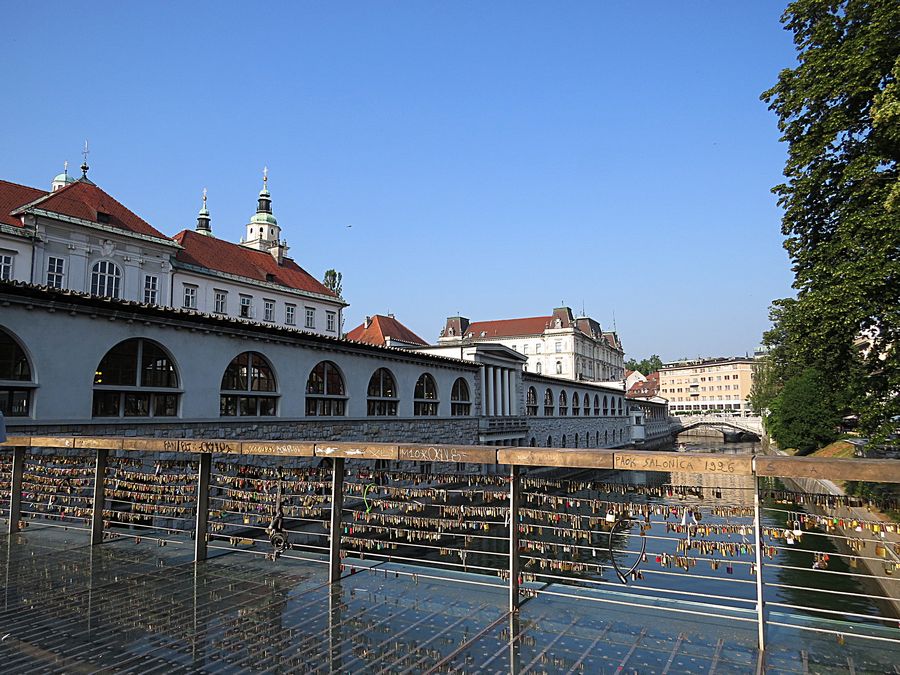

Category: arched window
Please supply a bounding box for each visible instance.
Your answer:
[572,393,580,416]
[562,434,567,447]
[618,397,623,416]
[530,437,536,447]
[93,338,179,417]
[555,361,562,374]
[414,373,438,416]
[603,395,609,416]
[220,351,277,416]
[367,368,397,416]
[451,377,471,416]
[574,433,579,448]
[604,429,609,445]
[525,387,538,416]
[543,388,554,416]
[0,329,34,416]
[547,435,553,448]
[91,260,121,298]
[536,362,542,374]
[594,395,600,416]
[559,390,568,416]
[306,361,346,416]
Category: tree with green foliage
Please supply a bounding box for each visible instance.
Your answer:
[761,0,900,440]
[766,368,841,454]
[625,354,663,376]
[323,269,343,298]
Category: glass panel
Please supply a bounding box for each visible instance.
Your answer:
[222,353,249,391]
[141,342,177,388]
[239,396,258,416]
[95,339,138,386]
[0,388,31,416]
[306,363,325,395]
[451,378,469,403]
[0,331,31,380]
[220,395,237,417]
[250,354,276,392]
[258,396,277,416]
[92,391,120,417]
[153,393,178,417]
[325,362,344,395]
[123,392,151,417]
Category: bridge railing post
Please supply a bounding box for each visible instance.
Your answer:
[509,464,520,611]
[90,448,108,545]
[194,453,212,562]
[7,446,25,535]
[329,458,345,584]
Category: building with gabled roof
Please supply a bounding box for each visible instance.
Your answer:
[0,162,346,336]
[347,314,428,348]
[1,161,180,305]
[169,177,345,334]
[437,306,625,383]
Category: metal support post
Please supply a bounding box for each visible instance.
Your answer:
[194,453,212,563]
[8,447,25,535]
[90,448,108,545]
[509,464,520,611]
[329,458,345,583]
[753,474,766,653]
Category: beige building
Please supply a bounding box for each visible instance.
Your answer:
[659,357,755,415]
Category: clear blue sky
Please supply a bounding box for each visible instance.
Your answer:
[1,2,797,362]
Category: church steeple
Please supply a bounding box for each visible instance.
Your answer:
[196,188,212,235]
[242,167,289,262]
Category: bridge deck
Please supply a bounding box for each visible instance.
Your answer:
[3,526,899,674]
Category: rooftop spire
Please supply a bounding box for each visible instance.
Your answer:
[196,187,212,235]
[80,140,89,178]
[63,160,69,178]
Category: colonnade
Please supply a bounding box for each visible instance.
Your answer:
[480,365,517,416]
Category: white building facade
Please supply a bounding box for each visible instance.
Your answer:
[438,307,625,383]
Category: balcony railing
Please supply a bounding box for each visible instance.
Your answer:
[3,434,900,671]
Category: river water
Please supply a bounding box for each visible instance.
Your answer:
[677,437,885,626]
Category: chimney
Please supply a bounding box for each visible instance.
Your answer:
[269,240,288,264]
[388,313,395,319]
[365,316,371,329]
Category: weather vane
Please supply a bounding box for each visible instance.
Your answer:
[81,140,90,177]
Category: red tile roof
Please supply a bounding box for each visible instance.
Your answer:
[173,230,339,299]
[464,316,551,338]
[0,180,47,228]
[13,181,170,240]
[347,314,428,346]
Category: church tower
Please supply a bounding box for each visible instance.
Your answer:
[243,168,282,249]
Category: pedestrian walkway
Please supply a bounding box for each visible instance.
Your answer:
[3,525,900,673]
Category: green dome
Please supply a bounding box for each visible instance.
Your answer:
[250,212,278,226]
[53,172,76,184]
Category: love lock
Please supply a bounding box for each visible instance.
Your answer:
[266,470,291,559]
[608,514,647,585]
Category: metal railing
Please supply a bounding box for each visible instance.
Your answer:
[3,434,900,661]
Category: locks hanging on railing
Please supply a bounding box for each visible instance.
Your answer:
[266,470,291,559]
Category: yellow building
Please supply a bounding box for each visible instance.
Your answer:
[659,357,755,415]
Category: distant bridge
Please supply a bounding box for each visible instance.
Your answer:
[670,414,763,439]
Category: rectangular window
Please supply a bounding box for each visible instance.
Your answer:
[264,299,275,322]
[555,341,562,353]
[285,304,296,325]
[183,285,197,309]
[326,311,336,332]
[143,275,158,304]
[523,344,528,354]
[240,295,253,318]
[46,256,65,288]
[536,344,542,354]
[305,306,316,329]
[0,253,13,281]
[214,290,227,314]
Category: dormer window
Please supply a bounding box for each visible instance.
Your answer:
[266,273,275,282]
[97,211,111,224]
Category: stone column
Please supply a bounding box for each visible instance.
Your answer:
[480,366,488,417]
[507,370,515,415]
[486,366,494,416]
[494,367,502,417]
